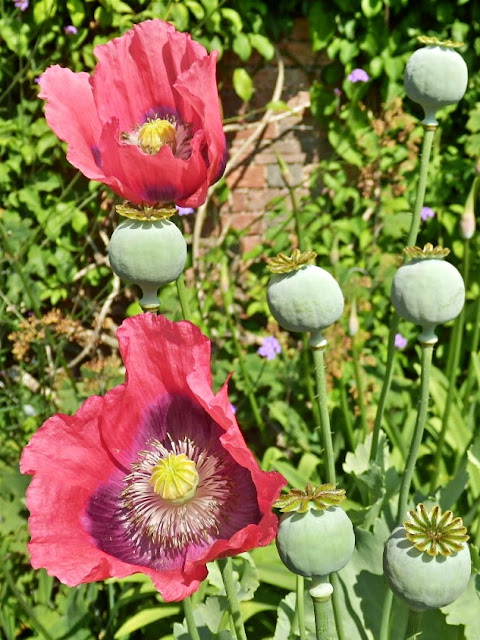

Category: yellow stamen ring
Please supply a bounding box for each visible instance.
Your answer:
[138,119,177,155]
[150,453,199,505]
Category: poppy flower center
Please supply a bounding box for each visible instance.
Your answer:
[137,118,177,155]
[150,453,199,504]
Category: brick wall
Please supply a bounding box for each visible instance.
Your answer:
[217,19,329,252]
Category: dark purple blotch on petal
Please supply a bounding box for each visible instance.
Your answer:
[84,394,261,571]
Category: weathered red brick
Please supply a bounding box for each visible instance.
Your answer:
[227,164,266,189]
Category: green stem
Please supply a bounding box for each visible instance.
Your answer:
[296,575,307,640]
[218,557,248,640]
[462,251,480,409]
[406,125,437,247]
[405,609,423,640]
[176,273,193,322]
[430,242,469,493]
[379,589,394,640]
[303,335,322,438]
[310,341,343,639]
[220,260,267,441]
[380,342,434,639]
[339,379,356,451]
[330,574,346,640]
[397,342,434,523]
[370,314,400,460]
[371,125,436,461]
[311,344,336,484]
[182,596,201,640]
[352,337,368,438]
[311,587,337,640]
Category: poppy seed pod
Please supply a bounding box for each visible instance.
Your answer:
[274,485,355,579]
[266,250,344,339]
[108,217,187,309]
[383,504,471,612]
[404,38,468,126]
[391,244,465,343]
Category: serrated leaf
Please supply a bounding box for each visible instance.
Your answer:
[207,554,259,601]
[273,590,316,640]
[443,575,480,640]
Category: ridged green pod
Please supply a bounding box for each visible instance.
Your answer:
[267,265,344,335]
[391,256,465,343]
[404,44,468,125]
[108,219,187,309]
[383,526,471,611]
[276,506,355,578]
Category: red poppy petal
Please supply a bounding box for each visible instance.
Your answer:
[38,66,104,180]
[98,122,208,204]
[92,20,209,129]
[21,314,286,602]
[20,396,135,585]
[174,52,227,184]
[118,314,212,392]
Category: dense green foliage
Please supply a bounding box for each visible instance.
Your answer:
[1,0,480,638]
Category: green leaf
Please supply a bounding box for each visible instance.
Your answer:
[273,590,316,640]
[361,0,383,18]
[207,554,260,602]
[309,5,335,51]
[233,68,254,102]
[71,209,88,234]
[101,0,134,13]
[250,543,296,592]
[33,0,58,24]
[169,3,190,31]
[114,605,180,637]
[67,0,86,26]
[443,575,480,640]
[233,33,252,61]
[249,33,275,60]
[184,0,205,20]
[220,8,243,34]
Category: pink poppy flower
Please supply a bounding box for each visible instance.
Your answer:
[20,314,285,602]
[38,20,227,208]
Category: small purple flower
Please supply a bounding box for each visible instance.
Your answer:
[14,0,29,10]
[421,206,435,221]
[230,404,237,415]
[257,336,282,361]
[347,68,370,83]
[64,25,78,36]
[176,206,195,216]
[394,333,408,350]
[334,88,342,96]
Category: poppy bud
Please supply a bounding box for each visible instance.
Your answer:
[108,217,187,309]
[391,244,465,343]
[384,504,471,611]
[266,250,344,341]
[274,484,355,579]
[404,38,468,126]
